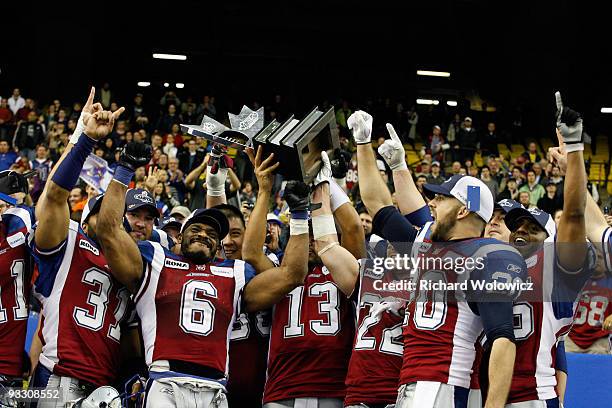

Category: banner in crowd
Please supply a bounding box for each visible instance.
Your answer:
[79,154,114,193]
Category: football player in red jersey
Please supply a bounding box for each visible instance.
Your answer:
[95,141,317,408]
[0,171,34,389]
[29,90,134,405]
[243,148,364,408]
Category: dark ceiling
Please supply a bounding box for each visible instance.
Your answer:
[3,0,611,135]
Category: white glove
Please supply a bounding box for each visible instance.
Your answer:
[347,110,373,144]
[313,151,332,186]
[555,91,584,152]
[206,165,228,197]
[378,123,407,171]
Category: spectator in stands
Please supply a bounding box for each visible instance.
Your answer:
[480,122,500,156]
[69,186,87,212]
[417,160,431,177]
[518,191,532,209]
[480,166,499,198]
[566,249,612,354]
[554,209,563,228]
[519,169,545,207]
[446,113,461,149]
[457,116,477,162]
[426,161,445,185]
[197,95,216,119]
[178,138,206,174]
[406,107,418,146]
[15,98,35,122]
[498,178,520,201]
[549,166,564,197]
[183,103,199,125]
[0,98,13,141]
[537,181,563,215]
[532,162,545,185]
[521,141,541,164]
[7,88,25,115]
[265,213,284,258]
[240,181,256,206]
[415,175,428,200]
[13,111,45,160]
[99,82,112,109]
[429,125,445,161]
[167,157,185,203]
[156,104,182,134]
[0,140,18,171]
[129,93,149,130]
[451,161,461,175]
[163,134,178,159]
[157,154,169,171]
[512,166,525,186]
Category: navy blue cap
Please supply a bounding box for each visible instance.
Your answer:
[494,199,522,214]
[81,194,104,228]
[160,216,182,231]
[504,206,556,237]
[125,189,158,218]
[181,208,229,240]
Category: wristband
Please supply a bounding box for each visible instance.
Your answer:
[289,218,309,236]
[317,241,339,257]
[312,214,337,240]
[564,143,584,153]
[113,165,135,187]
[51,133,95,190]
[329,180,350,212]
[289,210,309,220]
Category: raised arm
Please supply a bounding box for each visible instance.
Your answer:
[242,146,278,272]
[243,181,310,312]
[97,143,152,293]
[205,147,229,208]
[35,88,109,250]
[348,111,394,217]
[379,123,427,215]
[184,154,209,190]
[312,181,359,296]
[551,93,588,271]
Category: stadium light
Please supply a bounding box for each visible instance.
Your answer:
[417,70,451,78]
[176,83,185,89]
[447,100,458,107]
[153,53,187,61]
[417,99,439,105]
[601,107,612,113]
[163,82,170,88]
[137,81,151,87]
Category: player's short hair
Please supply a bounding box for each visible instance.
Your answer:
[214,204,245,228]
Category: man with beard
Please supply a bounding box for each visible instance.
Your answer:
[350,110,527,408]
[243,147,363,408]
[495,93,592,407]
[95,141,313,408]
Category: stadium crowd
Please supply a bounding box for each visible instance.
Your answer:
[0,85,611,408]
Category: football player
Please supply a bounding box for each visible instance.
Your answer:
[242,148,364,408]
[95,142,316,408]
[29,90,132,405]
[0,171,34,388]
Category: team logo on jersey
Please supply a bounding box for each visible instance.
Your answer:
[164,258,189,270]
[134,192,154,204]
[7,232,25,248]
[507,263,522,274]
[196,265,207,271]
[79,239,100,256]
[210,266,234,277]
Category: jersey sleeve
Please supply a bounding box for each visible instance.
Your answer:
[552,239,596,309]
[150,228,175,251]
[404,205,433,228]
[372,205,418,255]
[28,222,69,298]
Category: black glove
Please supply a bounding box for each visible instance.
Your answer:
[331,148,349,179]
[118,142,152,171]
[283,181,311,213]
[0,170,30,196]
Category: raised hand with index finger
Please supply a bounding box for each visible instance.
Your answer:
[83,107,125,140]
[555,91,584,152]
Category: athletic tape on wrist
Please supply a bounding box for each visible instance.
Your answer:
[329,180,349,212]
[289,218,309,235]
[317,241,339,257]
[70,113,86,144]
[51,133,96,190]
[564,143,584,153]
[312,214,336,240]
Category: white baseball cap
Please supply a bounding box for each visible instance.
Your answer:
[423,175,494,222]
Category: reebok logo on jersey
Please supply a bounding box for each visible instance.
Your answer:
[507,263,522,274]
[210,266,234,277]
[79,239,99,256]
[165,258,189,270]
[7,232,25,248]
